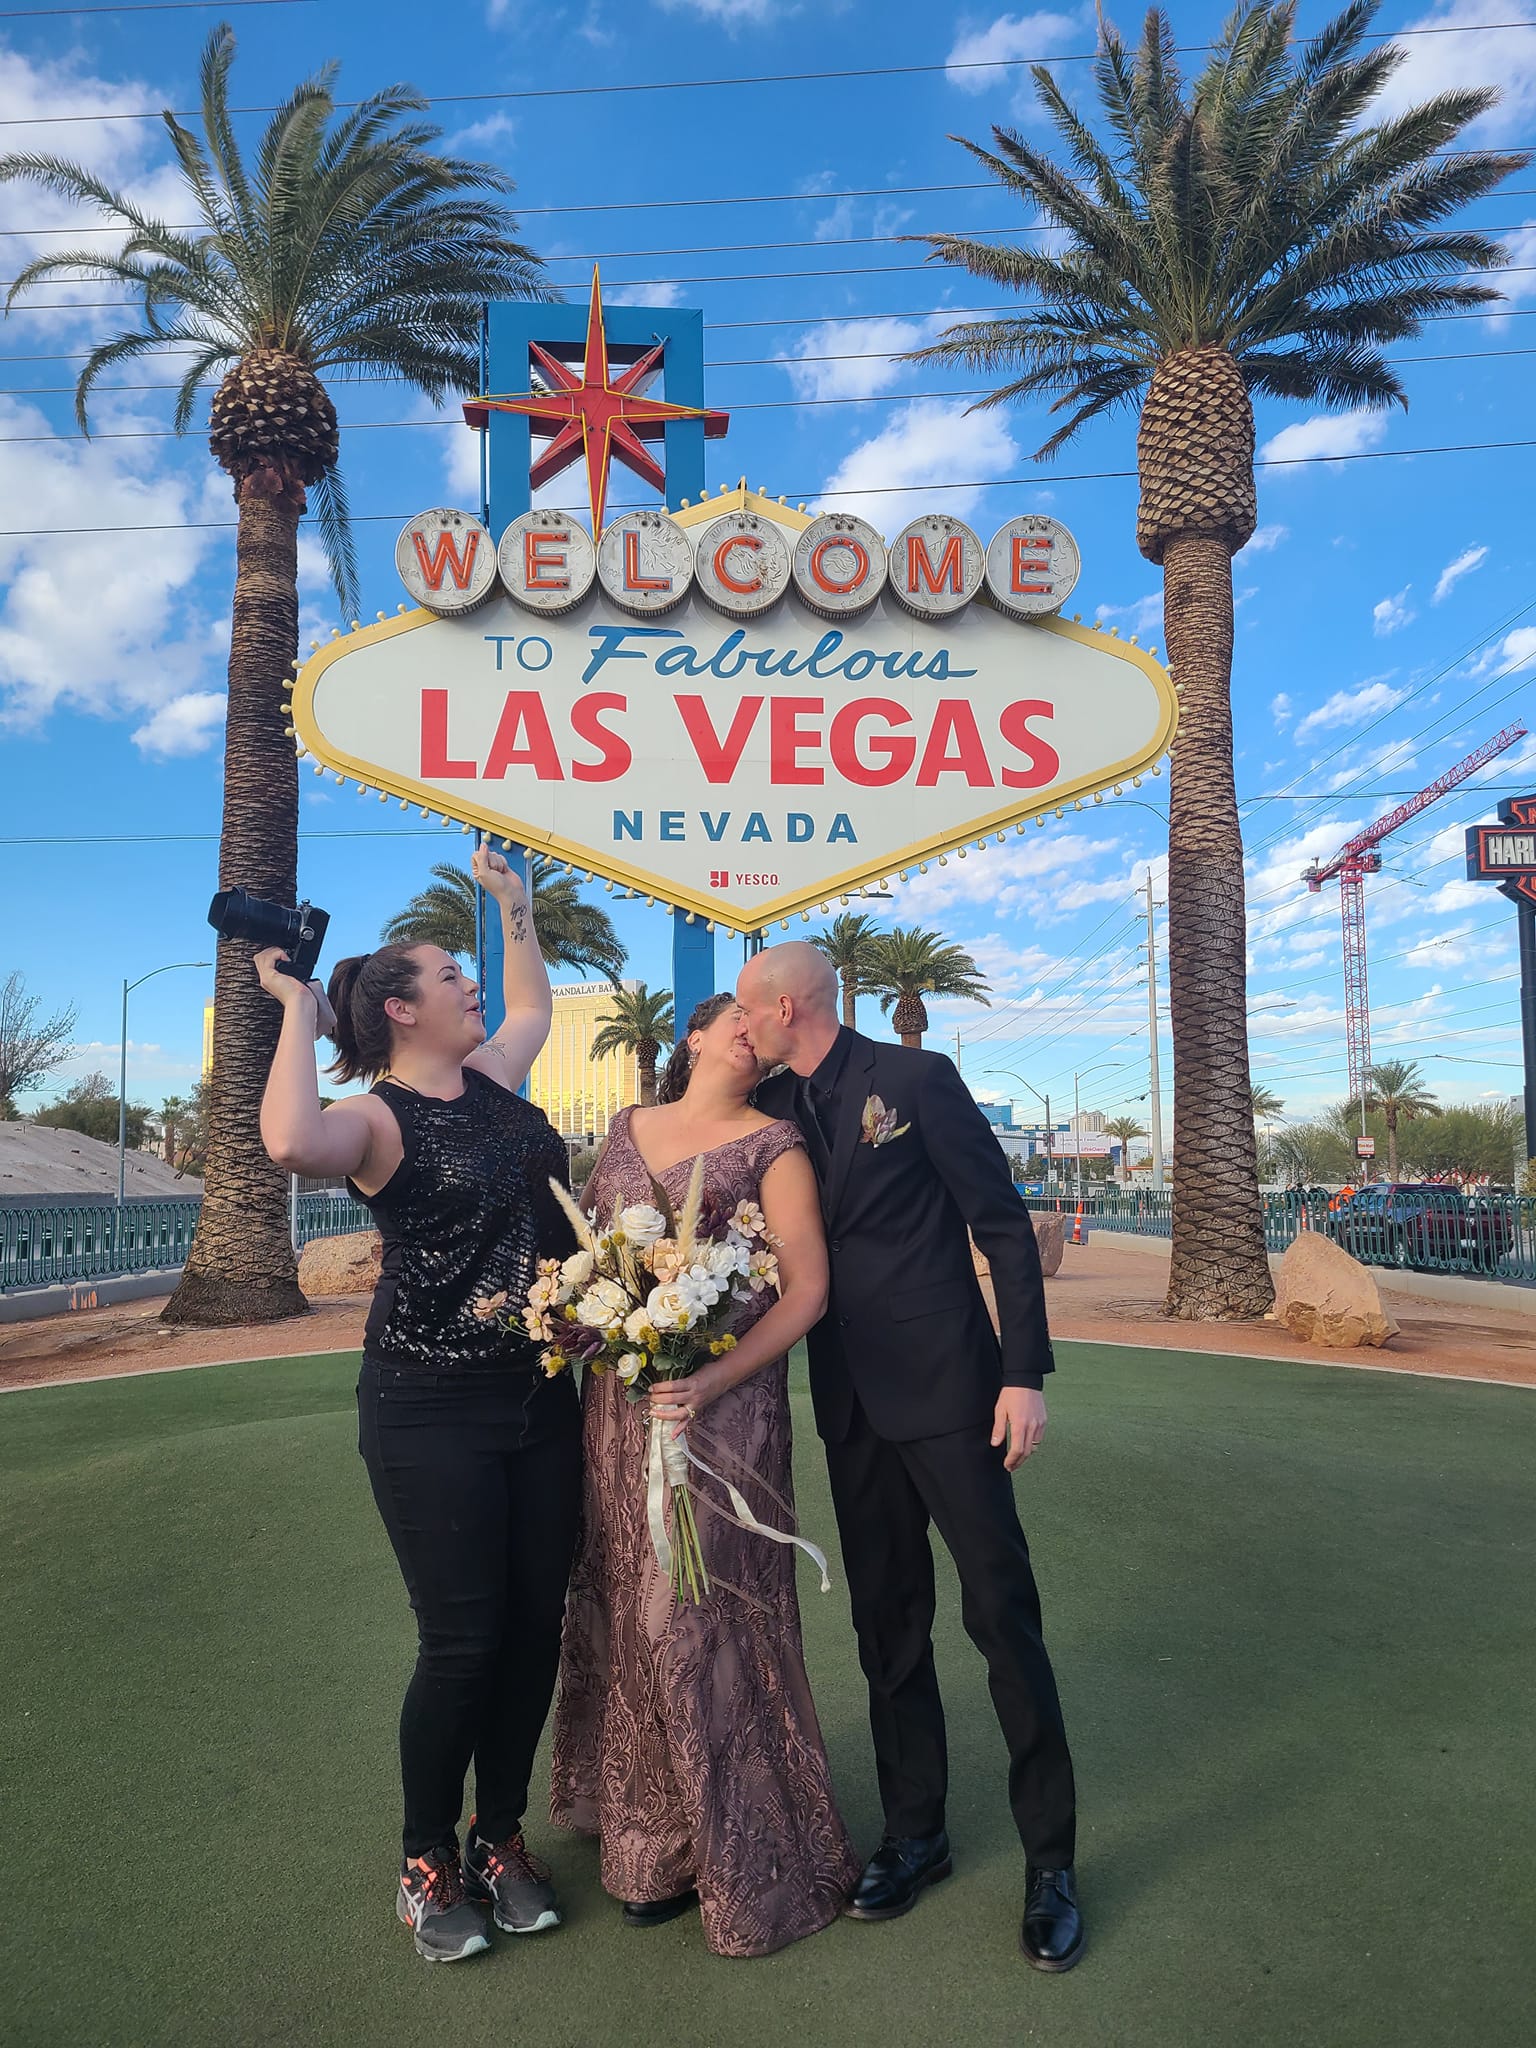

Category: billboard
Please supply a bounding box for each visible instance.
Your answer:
[289,488,1177,935]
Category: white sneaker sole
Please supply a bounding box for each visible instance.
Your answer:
[494,1905,560,1935]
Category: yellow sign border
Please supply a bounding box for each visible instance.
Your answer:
[290,589,1178,933]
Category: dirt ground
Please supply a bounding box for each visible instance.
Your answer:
[2,1234,1529,1393]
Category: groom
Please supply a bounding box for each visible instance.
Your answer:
[737,943,1082,1971]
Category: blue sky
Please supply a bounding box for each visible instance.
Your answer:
[1,0,1533,1137]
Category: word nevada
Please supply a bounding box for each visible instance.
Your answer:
[396,504,1082,624]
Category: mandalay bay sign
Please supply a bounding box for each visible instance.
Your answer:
[291,487,1177,936]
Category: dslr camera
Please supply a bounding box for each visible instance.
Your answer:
[207,888,331,983]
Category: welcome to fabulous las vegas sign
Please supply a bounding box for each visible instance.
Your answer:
[287,286,1177,937]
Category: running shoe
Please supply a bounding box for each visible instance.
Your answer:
[397,1845,492,1963]
[463,1820,562,1934]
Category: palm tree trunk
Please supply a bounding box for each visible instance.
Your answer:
[164,474,307,1324]
[1387,1111,1399,1181]
[1161,535,1272,1320]
[638,1053,658,1106]
[841,969,857,1031]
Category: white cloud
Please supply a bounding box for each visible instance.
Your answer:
[132,691,225,758]
[1240,523,1289,554]
[1294,680,1409,741]
[1372,586,1416,636]
[446,111,518,154]
[1470,623,1536,678]
[606,280,686,308]
[1491,221,1536,316]
[1094,592,1162,640]
[653,0,774,23]
[781,317,935,403]
[1433,544,1488,603]
[1259,410,1389,467]
[1372,5,1536,143]
[1270,691,1293,730]
[818,399,1019,529]
[946,11,1088,94]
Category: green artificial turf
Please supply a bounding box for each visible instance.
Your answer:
[3,1344,1534,2048]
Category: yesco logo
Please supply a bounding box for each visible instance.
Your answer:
[395,504,1082,625]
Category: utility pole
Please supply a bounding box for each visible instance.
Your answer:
[953,1027,962,1075]
[1144,871,1166,1189]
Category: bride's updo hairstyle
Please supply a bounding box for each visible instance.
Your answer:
[326,945,425,1084]
[657,992,738,1103]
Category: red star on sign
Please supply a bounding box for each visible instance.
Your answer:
[463,267,729,535]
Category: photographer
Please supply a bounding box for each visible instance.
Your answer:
[256,845,579,1966]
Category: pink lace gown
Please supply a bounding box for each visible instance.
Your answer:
[549,1108,860,1957]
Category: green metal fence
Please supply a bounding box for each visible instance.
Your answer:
[0,1191,373,1293]
[1019,1187,1536,1284]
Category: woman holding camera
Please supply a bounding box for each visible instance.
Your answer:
[257,845,579,1966]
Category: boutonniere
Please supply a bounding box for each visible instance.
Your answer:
[860,1093,910,1148]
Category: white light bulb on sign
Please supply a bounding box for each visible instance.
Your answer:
[792,513,888,617]
[983,514,1081,620]
[889,514,985,618]
[693,512,792,618]
[395,507,498,616]
[596,508,694,616]
[499,508,596,617]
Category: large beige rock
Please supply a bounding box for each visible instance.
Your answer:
[971,1209,1065,1282]
[1269,1232,1399,1349]
[299,1230,382,1297]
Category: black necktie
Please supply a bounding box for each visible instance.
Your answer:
[798,1075,833,1174]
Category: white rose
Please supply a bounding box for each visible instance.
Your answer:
[616,1351,648,1385]
[645,1282,695,1332]
[560,1248,594,1290]
[575,1277,631,1330]
[617,1203,668,1249]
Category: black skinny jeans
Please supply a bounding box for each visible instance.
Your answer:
[357,1360,583,1859]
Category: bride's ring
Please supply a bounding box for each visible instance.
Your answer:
[686,1403,697,1420]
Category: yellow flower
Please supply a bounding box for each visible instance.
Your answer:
[563,1303,579,1322]
[718,1333,737,1352]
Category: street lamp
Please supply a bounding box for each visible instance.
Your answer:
[981,1067,1053,1186]
[118,961,210,1209]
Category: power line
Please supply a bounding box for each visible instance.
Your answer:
[0,0,309,13]
[2,25,1534,123]
[7,431,1536,538]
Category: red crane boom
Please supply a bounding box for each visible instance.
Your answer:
[1300,721,1528,1120]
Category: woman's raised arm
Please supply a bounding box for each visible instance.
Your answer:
[463,844,553,1094]
[255,947,381,1182]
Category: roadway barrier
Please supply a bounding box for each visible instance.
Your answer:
[0,1192,373,1293]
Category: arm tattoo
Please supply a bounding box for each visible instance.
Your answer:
[506,901,529,946]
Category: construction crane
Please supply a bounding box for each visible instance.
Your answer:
[1301,721,1528,1127]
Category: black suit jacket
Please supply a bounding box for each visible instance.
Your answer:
[756,1030,1054,1444]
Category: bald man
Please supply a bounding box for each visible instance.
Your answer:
[738,943,1081,1971]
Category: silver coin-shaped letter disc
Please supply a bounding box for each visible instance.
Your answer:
[983,514,1082,619]
[694,513,793,618]
[889,514,985,618]
[498,509,596,616]
[595,508,695,615]
[396,508,499,615]
[791,513,888,616]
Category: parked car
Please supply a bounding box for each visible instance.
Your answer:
[1325,1184,1514,1272]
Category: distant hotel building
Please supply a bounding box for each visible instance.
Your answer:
[529,980,640,1140]
[202,1001,215,1080]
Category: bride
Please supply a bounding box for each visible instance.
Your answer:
[550,992,859,1957]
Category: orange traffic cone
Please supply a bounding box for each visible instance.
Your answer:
[1070,1201,1085,1246]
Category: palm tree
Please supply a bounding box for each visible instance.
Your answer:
[384,859,626,982]
[1251,1084,1285,1123]
[0,28,548,1322]
[865,927,990,1049]
[910,1,1523,1321]
[1366,1059,1439,1180]
[590,984,675,1107]
[811,912,885,1028]
[1104,1114,1147,1183]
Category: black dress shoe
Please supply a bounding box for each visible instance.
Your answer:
[843,1831,953,1921]
[622,1888,698,1927]
[1020,1864,1083,1971]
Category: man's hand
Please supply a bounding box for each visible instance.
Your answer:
[991,1386,1047,1472]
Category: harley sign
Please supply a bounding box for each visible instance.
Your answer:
[290,488,1177,933]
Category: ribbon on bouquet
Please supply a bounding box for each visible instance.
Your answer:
[645,1413,832,1596]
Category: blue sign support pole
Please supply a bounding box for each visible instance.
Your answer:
[475,297,716,1038]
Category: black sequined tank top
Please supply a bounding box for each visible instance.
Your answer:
[348,1069,574,1374]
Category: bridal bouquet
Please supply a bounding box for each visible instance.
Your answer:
[491,1158,804,1603]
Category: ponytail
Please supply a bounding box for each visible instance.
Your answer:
[657,991,738,1103]
[325,945,424,1084]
